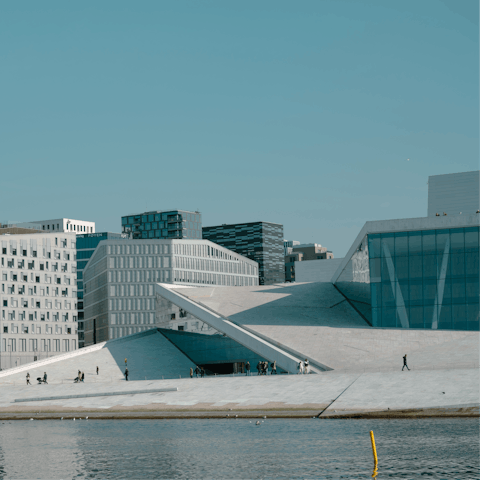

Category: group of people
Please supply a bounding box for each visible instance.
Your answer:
[256,360,277,375]
[298,359,310,374]
[26,366,102,385]
[26,372,48,385]
[190,366,205,378]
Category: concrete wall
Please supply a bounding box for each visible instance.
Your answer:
[295,258,344,283]
[428,171,480,217]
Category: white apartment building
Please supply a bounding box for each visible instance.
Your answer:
[0,232,79,369]
[30,218,96,234]
[83,239,259,345]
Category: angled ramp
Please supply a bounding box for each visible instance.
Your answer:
[156,284,320,374]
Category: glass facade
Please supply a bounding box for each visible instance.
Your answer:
[202,222,285,285]
[335,227,479,331]
[121,210,202,240]
[76,232,125,347]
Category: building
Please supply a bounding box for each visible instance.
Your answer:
[0,232,79,369]
[332,213,479,330]
[29,218,96,234]
[284,240,300,255]
[428,171,480,217]
[202,221,284,285]
[76,232,127,348]
[82,238,259,345]
[121,210,202,240]
[285,243,334,282]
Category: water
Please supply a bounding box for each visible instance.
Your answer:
[0,418,478,479]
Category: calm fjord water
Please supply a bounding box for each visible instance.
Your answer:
[0,418,478,479]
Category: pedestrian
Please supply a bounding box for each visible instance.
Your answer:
[26,373,31,385]
[190,367,193,378]
[402,354,410,371]
[263,361,268,375]
[298,361,303,374]
[96,366,99,375]
[43,372,48,384]
[78,369,81,378]
[81,372,85,382]
[201,367,205,378]
[271,361,277,375]
[245,361,251,376]
[256,362,261,375]
[195,366,200,378]
[124,368,129,381]
[304,359,309,374]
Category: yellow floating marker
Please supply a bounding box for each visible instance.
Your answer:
[370,430,378,477]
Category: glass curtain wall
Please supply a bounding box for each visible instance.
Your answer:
[368,227,479,330]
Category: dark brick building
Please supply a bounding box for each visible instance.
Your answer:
[202,221,284,285]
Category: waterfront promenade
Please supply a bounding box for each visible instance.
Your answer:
[0,368,478,418]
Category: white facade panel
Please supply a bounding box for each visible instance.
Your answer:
[428,171,480,217]
[30,218,96,234]
[83,239,259,344]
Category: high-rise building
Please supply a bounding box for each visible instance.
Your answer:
[121,210,202,240]
[83,238,259,345]
[75,232,126,348]
[29,218,96,234]
[428,171,480,217]
[202,221,285,285]
[0,232,79,369]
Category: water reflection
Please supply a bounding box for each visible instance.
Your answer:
[0,418,478,479]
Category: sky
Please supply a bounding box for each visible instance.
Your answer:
[1,0,478,257]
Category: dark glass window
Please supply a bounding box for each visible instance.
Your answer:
[394,232,408,256]
[422,230,436,255]
[381,233,395,256]
[450,229,465,253]
[408,231,422,256]
[465,227,479,252]
[435,229,449,254]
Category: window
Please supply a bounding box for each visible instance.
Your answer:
[3,326,7,333]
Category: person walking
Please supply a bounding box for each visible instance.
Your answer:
[271,361,277,375]
[190,367,193,378]
[26,373,31,385]
[402,354,410,371]
[245,361,250,376]
[256,361,261,375]
[298,361,304,375]
[124,368,129,381]
[81,372,85,382]
[96,366,99,375]
[195,366,200,378]
[263,361,268,375]
[200,367,205,378]
[304,359,309,374]
[43,372,48,384]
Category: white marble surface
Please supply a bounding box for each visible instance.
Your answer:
[0,369,477,412]
[174,283,479,372]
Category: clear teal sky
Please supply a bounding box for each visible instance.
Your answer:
[1,1,478,256]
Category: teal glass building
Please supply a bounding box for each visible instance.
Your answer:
[121,210,202,240]
[333,216,479,331]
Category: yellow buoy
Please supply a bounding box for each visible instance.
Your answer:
[370,430,378,477]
